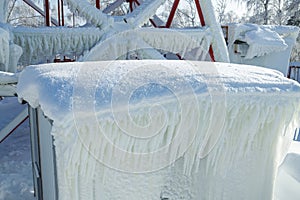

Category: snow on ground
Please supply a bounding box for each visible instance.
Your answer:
[0,97,34,200]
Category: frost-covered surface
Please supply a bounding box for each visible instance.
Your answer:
[0,0,9,23]
[0,97,33,200]
[17,60,300,199]
[0,71,18,84]
[228,24,300,75]
[82,27,212,61]
[199,0,229,62]
[0,27,10,71]
[124,0,166,27]
[64,0,113,28]
[0,70,18,96]
[12,26,104,66]
[275,142,300,200]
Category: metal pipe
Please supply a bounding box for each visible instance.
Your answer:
[22,0,58,26]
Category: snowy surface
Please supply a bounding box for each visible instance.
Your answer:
[0,0,9,23]
[0,71,18,84]
[82,27,212,61]
[64,0,113,28]
[228,24,299,76]
[12,26,104,65]
[16,60,300,199]
[0,27,10,71]
[199,0,229,62]
[275,141,300,200]
[0,97,33,200]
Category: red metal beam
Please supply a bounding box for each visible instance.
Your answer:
[23,0,58,26]
[194,0,205,26]
[57,0,61,26]
[44,0,50,26]
[96,0,101,9]
[165,0,180,28]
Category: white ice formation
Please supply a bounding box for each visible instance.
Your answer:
[17,60,300,200]
[228,24,300,75]
[12,26,104,66]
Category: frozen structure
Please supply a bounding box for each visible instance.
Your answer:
[0,0,300,200]
[228,24,299,76]
[17,60,300,200]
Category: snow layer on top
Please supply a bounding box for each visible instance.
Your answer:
[0,71,18,84]
[17,60,300,200]
[124,0,166,27]
[228,24,299,59]
[244,28,287,59]
[64,0,113,28]
[17,60,300,132]
[82,27,212,61]
[12,26,104,65]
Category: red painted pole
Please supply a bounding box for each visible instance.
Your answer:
[194,0,205,26]
[44,0,50,26]
[165,0,180,28]
[96,0,100,9]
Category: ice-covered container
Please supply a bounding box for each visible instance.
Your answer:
[17,60,300,200]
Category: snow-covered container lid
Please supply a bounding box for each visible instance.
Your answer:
[17,60,300,120]
[16,60,300,200]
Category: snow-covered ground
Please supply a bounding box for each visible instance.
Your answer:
[0,97,33,200]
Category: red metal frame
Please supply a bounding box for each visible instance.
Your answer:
[22,0,216,61]
[96,0,101,9]
[0,115,29,143]
[165,0,180,28]
[44,0,50,26]
[23,0,58,26]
